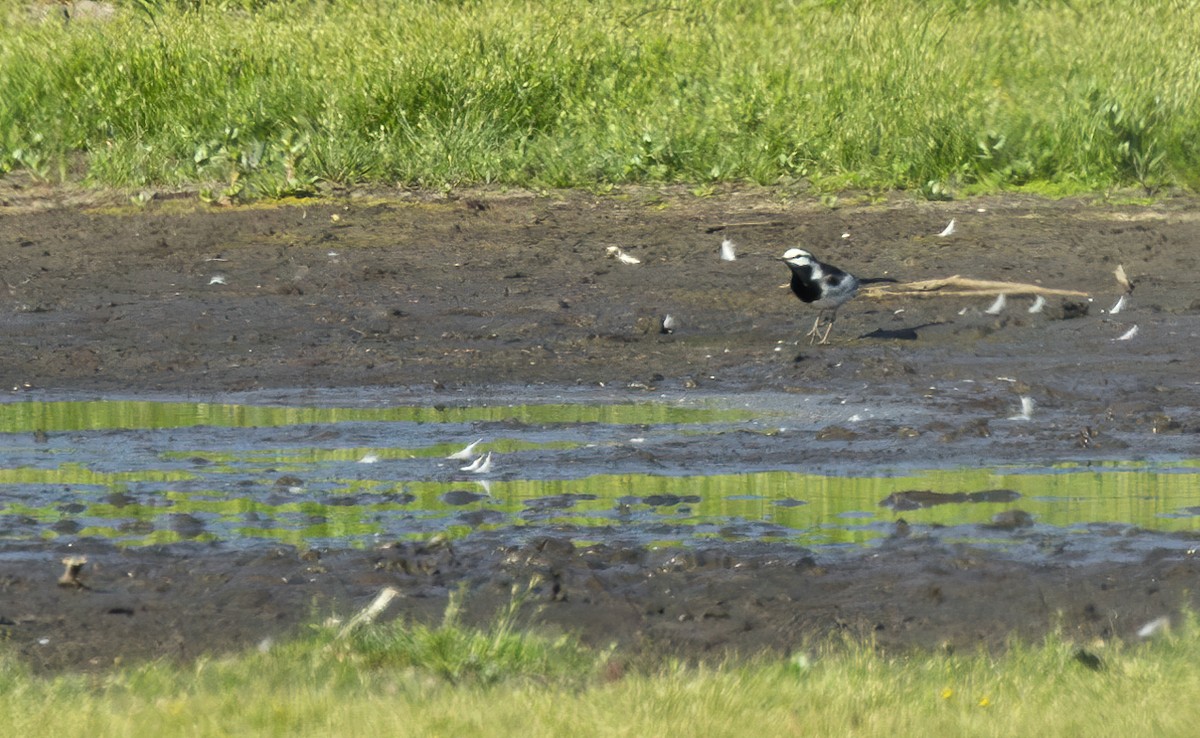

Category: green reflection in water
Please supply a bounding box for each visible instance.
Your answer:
[160,440,585,469]
[0,400,750,432]
[457,466,1200,545]
[70,466,1200,547]
[0,464,193,485]
[2,417,1198,548]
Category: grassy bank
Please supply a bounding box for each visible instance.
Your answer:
[2,0,1200,198]
[4,605,1200,737]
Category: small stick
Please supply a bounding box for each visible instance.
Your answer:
[337,586,403,639]
[58,556,87,589]
[704,220,786,233]
[860,275,1089,299]
[1114,264,1133,293]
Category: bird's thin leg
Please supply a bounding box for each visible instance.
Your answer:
[817,311,837,345]
[805,314,824,345]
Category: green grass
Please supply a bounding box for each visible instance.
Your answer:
[5,592,1200,737]
[3,0,1200,198]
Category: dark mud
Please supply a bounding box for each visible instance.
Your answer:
[7,532,1200,673]
[2,181,1200,672]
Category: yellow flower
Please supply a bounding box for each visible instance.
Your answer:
[978,697,991,708]
[940,688,954,700]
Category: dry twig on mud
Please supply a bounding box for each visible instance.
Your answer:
[704,220,787,233]
[337,586,404,639]
[859,275,1089,299]
[1114,264,1133,293]
[58,556,87,589]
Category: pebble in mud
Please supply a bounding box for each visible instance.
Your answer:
[641,494,701,507]
[105,492,135,508]
[50,520,82,535]
[524,493,598,510]
[168,513,207,539]
[815,425,859,441]
[879,489,1021,511]
[984,509,1035,530]
[457,509,505,527]
[441,489,489,506]
[774,498,808,508]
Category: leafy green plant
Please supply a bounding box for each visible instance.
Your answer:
[339,581,597,686]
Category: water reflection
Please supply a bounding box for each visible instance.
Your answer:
[0,399,1197,551]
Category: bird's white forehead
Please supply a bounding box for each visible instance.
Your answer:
[781,248,813,261]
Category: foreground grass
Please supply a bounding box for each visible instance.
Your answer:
[4,603,1200,736]
[2,0,1200,198]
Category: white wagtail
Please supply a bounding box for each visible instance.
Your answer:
[780,248,893,344]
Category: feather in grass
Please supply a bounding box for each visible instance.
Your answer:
[936,218,957,237]
[984,293,1007,315]
[446,438,483,460]
[358,453,379,464]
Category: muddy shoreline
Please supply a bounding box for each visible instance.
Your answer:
[2,184,1199,672]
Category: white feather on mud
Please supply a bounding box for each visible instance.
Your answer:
[1028,295,1046,314]
[1008,396,1035,421]
[605,245,641,265]
[984,294,1007,315]
[461,452,493,473]
[471,452,493,474]
[1137,616,1170,639]
[447,438,483,460]
[460,453,486,472]
[936,218,957,237]
[719,238,737,261]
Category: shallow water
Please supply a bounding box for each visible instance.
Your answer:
[1,392,1198,558]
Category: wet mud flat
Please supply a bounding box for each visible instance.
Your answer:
[7,529,1200,673]
[2,184,1200,671]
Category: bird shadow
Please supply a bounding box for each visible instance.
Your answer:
[857,322,945,341]
[793,321,948,361]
